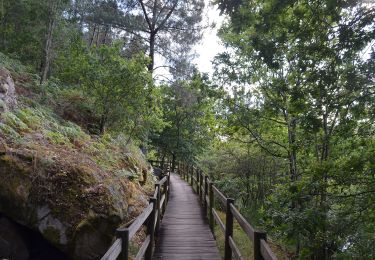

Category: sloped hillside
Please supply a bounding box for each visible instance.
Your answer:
[0,53,154,259]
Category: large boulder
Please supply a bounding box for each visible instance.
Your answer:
[0,67,17,113]
[0,147,151,259]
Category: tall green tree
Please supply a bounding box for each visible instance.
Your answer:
[215,0,375,257]
[58,41,163,138]
[152,73,220,169]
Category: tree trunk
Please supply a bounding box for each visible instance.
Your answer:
[148,32,156,72]
[40,7,56,84]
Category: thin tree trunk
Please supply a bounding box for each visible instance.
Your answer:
[40,5,57,84]
[89,24,97,47]
[148,32,156,72]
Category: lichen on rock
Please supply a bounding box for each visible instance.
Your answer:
[0,67,17,114]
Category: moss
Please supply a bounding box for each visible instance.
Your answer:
[2,112,30,133]
[44,130,71,146]
[43,226,61,245]
[60,121,90,144]
[115,169,138,181]
[16,108,42,130]
[0,155,34,222]
[0,123,21,139]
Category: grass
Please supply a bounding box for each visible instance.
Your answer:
[212,210,290,260]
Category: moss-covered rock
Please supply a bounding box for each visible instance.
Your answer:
[0,61,155,259]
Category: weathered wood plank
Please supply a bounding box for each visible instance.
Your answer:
[212,185,227,207]
[120,203,153,239]
[230,203,255,241]
[153,173,220,260]
[212,208,225,234]
[134,235,150,260]
[229,236,244,260]
[100,238,121,260]
[261,239,278,260]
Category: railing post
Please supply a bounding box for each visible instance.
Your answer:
[116,229,129,260]
[225,198,235,260]
[155,183,161,235]
[204,175,208,214]
[199,171,203,204]
[166,172,171,202]
[208,181,214,231]
[145,197,157,260]
[190,165,194,187]
[162,179,168,215]
[184,164,187,181]
[254,230,267,260]
[196,168,199,194]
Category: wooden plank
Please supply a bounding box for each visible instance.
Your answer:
[134,235,151,260]
[153,186,159,198]
[160,194,166,210]
[230,203,255,241]
[212,185,227,207]
[260,239,278,260]
[153,173,220,260]
[212,208,225,234]
[229,236,244,260]
[100,238,121,260]
[158,176,168,185]
[120,203,153,239]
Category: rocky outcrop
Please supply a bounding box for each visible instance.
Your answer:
[0,67,17,113]
[0,55,154,260]
[0,148,152,259]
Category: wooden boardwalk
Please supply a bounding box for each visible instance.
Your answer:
[153,173,221,260]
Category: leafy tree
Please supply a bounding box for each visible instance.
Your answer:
[152,73,220,169]
[133,0,205,72]
[215,0,375,257]
[57,40,163,138]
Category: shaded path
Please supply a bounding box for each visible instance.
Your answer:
[153,173,221,260]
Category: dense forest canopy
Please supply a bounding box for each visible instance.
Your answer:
[0,0,374,259]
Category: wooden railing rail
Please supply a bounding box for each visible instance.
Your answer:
[101,166,171,260]
[178,162,278,260]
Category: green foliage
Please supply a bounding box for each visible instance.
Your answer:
[152,73,221,165]
[214,0,375,258]
[56,40,163,140]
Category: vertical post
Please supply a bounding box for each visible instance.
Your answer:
[254,230,267,260]
[155,183,161,235]
[197,169,200,197]
[225,198,235,260]
[185,164,188,182]
[116,229,129,260]
[208,181,214,231]
[145,198,157,260]
[190,165,194,187]
[204,175,208,214]
[199,171,203,203]
[166,172,171,202]
[163,178,168,214]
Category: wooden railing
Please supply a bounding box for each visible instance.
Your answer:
[101,166,171,260]
[178,163,278,260]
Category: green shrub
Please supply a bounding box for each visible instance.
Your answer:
[2,112,30,133]
[0,123,21,140]
[44,130,71,146]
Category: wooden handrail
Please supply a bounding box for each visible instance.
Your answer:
[101,168,171,260]
[178,162,278,260]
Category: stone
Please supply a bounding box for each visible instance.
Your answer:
[0,67,17,114]
[0,216,29,260]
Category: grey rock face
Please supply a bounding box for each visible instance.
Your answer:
[0,67,17,113]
